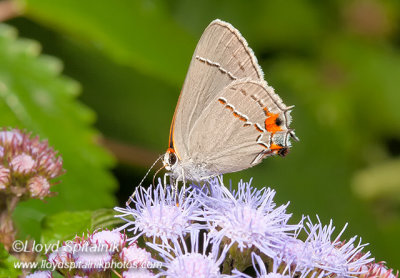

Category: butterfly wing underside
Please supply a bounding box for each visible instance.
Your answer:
[171,19,264,160]
[186,79,293,175]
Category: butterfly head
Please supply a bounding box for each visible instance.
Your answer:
[163,148,178,171]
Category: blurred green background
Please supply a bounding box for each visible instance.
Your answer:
[0,0,399,269]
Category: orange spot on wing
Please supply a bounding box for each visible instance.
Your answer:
[218,99,226,104]
[263,108,282,134]
[270,143,283,150]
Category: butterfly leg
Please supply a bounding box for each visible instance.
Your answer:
[174,175,181,205]
[180,169,188,203]
[181,168,186,193]
[163,172,171,191]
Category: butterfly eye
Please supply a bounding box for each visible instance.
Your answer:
[169,152,177,166]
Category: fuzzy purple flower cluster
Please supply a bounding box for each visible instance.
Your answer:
[113,177,397,278]
[26,178,399,278]
[27,229,156,278]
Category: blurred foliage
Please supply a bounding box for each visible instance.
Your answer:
[353,159,400,201]
[0,244,21,277]
[41,211,93,245]
[41,209,121,245]
[0,0,398,269]
[16,0,195,86]
[0,23,117,240]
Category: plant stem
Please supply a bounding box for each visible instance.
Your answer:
[0,192,19,251]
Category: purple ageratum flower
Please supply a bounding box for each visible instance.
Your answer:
[147,230,228,278]
[47,238,82,266]
[48,232,117,274]
[359,262,399,278]
[199,178,301,257]
[114,181,205,243]
[72,242,113,272]
[120,242,152,267]
[232,252,313,278]
[48,244,74,265]
[276,216,373,278]
[26,271,53,278]
[232,253,272,278]
[89,229,126,251]
[122,268,155,278]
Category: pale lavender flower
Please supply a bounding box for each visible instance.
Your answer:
[148,230,228,278]
[72,243,113,272]
[51,233,114,272]
[123,268,155,278]
[114,181,204,243]
[233,252,314,278]
[89,229,126,251]
[276,216,373,277]
[26,271,53,278]
[120,242,152,266]
[232,253,272,278]
[359,262,399,278]
[200,178,301,257]
[48,244,74,264]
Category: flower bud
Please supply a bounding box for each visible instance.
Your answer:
[10,154,35,174]
[28,176,50,199]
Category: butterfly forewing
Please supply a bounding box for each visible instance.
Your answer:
[171,19,264,160]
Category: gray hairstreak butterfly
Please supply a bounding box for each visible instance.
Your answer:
[126,19,298,205]
[162,19,298,183]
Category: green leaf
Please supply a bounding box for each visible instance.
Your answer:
[0,244,22,277]
[17,0,196,86]
[0,24,117,240]
[41,209,124,245]
[91,208,125,230]
[41,211,92,245]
